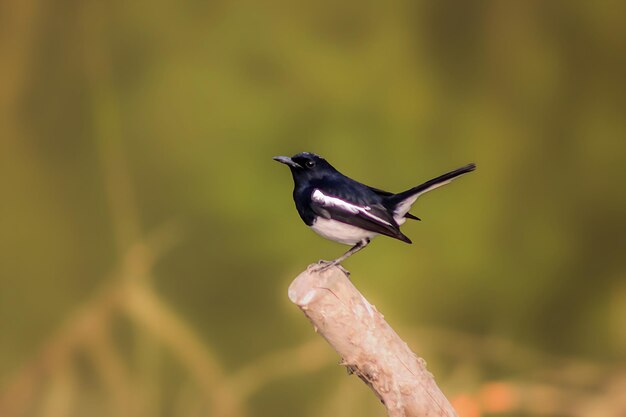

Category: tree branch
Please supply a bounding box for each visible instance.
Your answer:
[288,265,458,417]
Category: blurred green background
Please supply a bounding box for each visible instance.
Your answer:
[1,1,625,416]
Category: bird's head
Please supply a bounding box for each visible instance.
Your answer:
[273,152,336,183]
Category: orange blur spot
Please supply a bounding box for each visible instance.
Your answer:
[479,381,519,413]
[451,393,481,417]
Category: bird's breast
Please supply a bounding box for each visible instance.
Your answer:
[310,217,378,245]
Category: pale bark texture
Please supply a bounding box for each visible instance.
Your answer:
[288,265,458,417]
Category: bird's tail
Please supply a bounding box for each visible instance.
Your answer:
[387,163,476,218]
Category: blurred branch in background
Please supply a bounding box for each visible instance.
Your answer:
[2,285,624,417]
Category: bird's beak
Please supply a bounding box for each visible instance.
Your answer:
[273,156,301,168]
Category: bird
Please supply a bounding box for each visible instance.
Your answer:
[273,152,476,269]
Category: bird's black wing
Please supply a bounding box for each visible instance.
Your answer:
[365,185,393,196]
[309,188,411,243]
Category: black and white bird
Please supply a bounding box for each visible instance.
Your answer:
[274,152,475,269]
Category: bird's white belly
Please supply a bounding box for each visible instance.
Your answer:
[310,218,378,245]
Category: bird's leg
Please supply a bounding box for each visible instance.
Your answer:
[332,238,370,265]
[313,238,371,272]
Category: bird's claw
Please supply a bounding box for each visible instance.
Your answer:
[309,260,333,272]
[308,261,350,277]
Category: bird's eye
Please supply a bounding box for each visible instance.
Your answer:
[305,160,315,168]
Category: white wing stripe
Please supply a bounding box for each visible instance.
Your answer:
[312,189,392,226]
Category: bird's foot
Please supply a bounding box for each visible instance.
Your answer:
[309,260,350,277]
[308,260,333,272]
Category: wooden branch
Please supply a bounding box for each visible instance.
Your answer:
[288,265,458,417]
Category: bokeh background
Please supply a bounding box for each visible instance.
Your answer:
[1,1,625,416]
